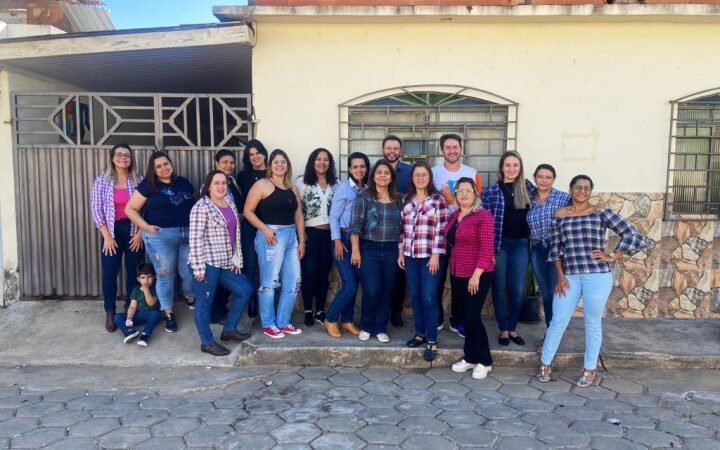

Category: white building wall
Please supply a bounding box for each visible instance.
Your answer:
[251,21,720,192]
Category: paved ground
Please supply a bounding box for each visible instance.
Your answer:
[1,301,719,369]
[0,365,718,449]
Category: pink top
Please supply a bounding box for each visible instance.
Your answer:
[219,205,238,251]
[113,187,129,221]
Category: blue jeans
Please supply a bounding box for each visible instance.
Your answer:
[240,221,259,301]
[405,256,441,343]
[100,219,144,312]
[358,240,398,335]
[190,264,253,346]
[492,237,530,332]
[143,227,193,310]
[530,241,557,327]
[255,225,301,328]
[326,233,358,323]
[541,272,613,370]
[113,310,161,336]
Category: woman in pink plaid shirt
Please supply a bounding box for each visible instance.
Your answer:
[398,161,449,362]
[444,177,496,380]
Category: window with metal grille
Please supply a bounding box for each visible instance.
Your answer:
[339,86,517,188]
[666,91,720,219]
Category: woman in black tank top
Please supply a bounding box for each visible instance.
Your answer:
[243,149,306,339]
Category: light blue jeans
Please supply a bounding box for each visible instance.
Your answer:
[143,227,193,310]
[540,272,613,370]
[255,225,302,329]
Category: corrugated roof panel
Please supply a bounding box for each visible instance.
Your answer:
[62,3,114,32]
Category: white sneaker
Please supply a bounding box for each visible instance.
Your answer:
[358,331,371,341]
[472,364,492,380]
[437,322,445,331]
[451,359,476,373]
[376,333,390,343]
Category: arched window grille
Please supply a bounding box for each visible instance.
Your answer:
[339,85,517,188]
[666,89,720,219]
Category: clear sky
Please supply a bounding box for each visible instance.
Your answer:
[104,0,248,29]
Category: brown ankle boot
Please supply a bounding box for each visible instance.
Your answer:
[105,312,117,333]
[325,321,341,338]
[340,322,361,336]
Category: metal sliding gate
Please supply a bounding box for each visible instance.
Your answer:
[11,92,252,299]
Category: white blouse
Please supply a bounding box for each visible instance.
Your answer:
[295,177,335,228]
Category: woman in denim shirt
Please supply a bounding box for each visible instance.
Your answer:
[349,159,401,344]
[91,144,144,332]
[325,152,369,338]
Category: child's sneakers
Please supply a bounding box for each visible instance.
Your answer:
[137,333,149,347]
[123,328,140,344]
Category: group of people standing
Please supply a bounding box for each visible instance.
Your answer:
[92,134,648,385]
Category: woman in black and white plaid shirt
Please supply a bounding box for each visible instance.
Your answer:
[188,170,255,357]
[537,175,649,387]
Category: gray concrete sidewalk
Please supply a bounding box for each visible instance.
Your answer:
[0,301,718,369]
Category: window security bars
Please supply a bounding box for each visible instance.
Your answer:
[666,91,720,219]
[12,92,252,149]
[339,86,517,188]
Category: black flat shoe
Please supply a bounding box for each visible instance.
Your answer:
[201,342,230,356]
[509,334,525,346]
[406,335,427,348]
[423,342,438,362]
[220,330,251,342]
[498,336,510,346]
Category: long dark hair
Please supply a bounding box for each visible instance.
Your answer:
[144,150,175,193]
[348,152,370,186]
[367,159,400,202]
[302,148,337,186]
[200,170,228,198]
[241,139,268,172]
[404,160,438,204]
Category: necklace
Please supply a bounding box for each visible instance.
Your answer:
[501,182,515,197]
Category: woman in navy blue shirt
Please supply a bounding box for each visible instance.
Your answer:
[125,151,195,333]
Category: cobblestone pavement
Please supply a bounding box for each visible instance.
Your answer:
[0,366,718,449]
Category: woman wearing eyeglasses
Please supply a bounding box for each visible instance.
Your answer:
[537,175,649,387]
[91,144,144,332]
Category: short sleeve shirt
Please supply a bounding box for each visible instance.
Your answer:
[130,285,160,311]
[136,176,194,228]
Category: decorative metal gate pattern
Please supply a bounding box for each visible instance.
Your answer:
[11,92,253,299]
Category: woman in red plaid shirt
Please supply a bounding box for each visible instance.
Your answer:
[398,161,449,362]
[444,177,496,380]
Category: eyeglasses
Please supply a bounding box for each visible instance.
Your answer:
[455,189,475,194]
[572,185,592,192]
[114,154,132,160]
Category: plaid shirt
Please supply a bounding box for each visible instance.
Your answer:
[188,196,243,277]
[443,208,495,278]
[399,193,449,258]
[482,179,537,252]
[527,189,572,244]
[548,208,650,275]
[348,188,401,242]
[91,173,142,238]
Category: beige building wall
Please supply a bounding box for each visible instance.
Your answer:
[251,21,720,192]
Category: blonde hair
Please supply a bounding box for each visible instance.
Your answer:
[266,149,293,189]
[497,150,530,209]
[105,144,140,183]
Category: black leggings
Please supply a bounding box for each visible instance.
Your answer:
[451,273,493,366]
[300,227,332,313]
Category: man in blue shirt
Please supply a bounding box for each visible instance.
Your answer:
[382,135,411,327]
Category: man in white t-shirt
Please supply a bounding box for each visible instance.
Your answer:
[432,133,481,205]
[431,133,481,337]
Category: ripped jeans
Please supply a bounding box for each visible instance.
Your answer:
[255,224,301,329]
[143,227,193,310]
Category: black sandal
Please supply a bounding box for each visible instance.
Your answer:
[423,342,438,362]
[406,334,427,348]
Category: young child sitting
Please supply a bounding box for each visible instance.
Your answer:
[113,263,161,347]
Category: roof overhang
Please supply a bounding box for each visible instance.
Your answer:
[214,4,720,23]
[0,23,253,93]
